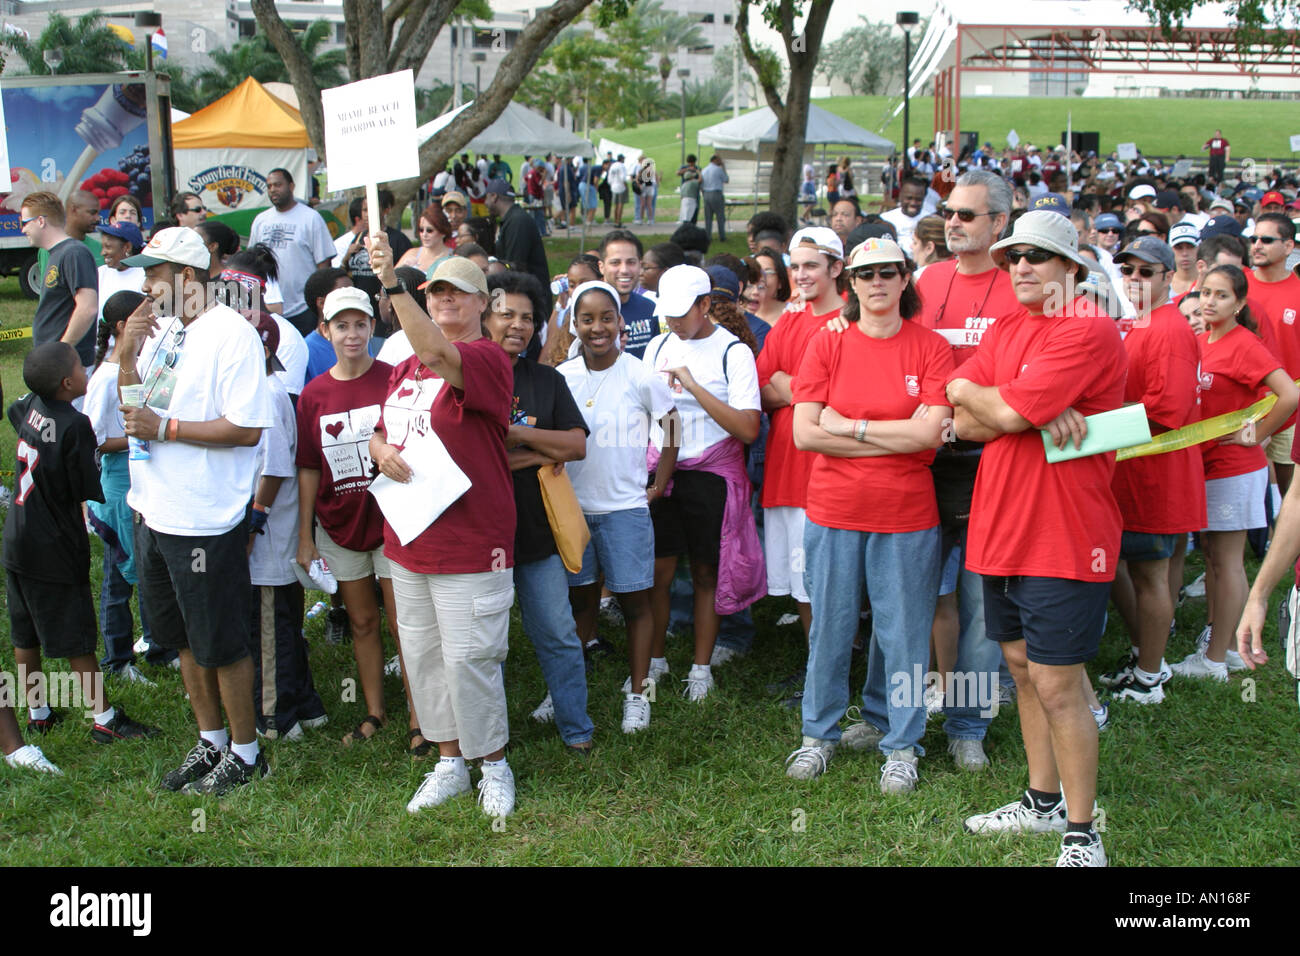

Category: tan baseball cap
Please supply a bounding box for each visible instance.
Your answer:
[418,255,488,295]
[441,191,468,209]
[123,227,210,269]
[322,286,374,321]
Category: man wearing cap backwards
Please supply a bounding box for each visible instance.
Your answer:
[913,169,1022,772]
[484,178,551,307]
[755,227,846,653]
[250,168,336,338]
[1102,236,1204,709]
[1248,212,1300,496]
[116,226,276,795]
[1168,222,1201,299]
[946,210,1127,867]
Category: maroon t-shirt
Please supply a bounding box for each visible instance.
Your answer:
[377,339,516,574]
[295,360,393,552]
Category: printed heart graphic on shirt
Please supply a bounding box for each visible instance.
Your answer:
[325,421,345,439]
[397,386,415,400]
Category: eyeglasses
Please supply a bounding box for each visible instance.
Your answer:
[1251,235,1281,245]
[937,205,995,223]
[850,266,901,281]
[185,206,205,214]
[1003,248,1060,266]
[1135,227,1160,236]
[1118,263,1165,279]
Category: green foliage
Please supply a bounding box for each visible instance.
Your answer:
[0,11,132,75]
[192,20,345,107]
[820,15,928,96]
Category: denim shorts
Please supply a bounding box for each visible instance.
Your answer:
[982,574,1110,666]
[566,507,655,592]
[1119,531,1177,563]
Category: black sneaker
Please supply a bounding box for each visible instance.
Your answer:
[1097,652,1137,688]
[582,637,617,660]
[26,709,64,735]
[160,739,223,791]
[91,707,161,743]
[324,607,351,645]
[182,748,269,796]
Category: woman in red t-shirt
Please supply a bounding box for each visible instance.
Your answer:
[1175,265,1298,681]
[785,238,954,792]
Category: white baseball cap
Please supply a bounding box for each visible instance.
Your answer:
[654,265,711,318]
[789,226,844,260]
[322,286,374,321]
[1128,184,1157,201]
[123,227,210,269]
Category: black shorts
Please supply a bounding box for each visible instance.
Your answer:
[982,574,1110,666]
[135,517,252,669]
[651,469,726,566]
[6,569,96,658]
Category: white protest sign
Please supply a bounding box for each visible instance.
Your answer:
[1116,142,1138,161]
[322,70,420,193]
[1290,134,1300,152]
[1006,129,1020,149]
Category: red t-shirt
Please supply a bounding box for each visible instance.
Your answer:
[916,259,1024,368]
[1248,271,1300,428]
[1110,304,1206,533]
[756,301,840,509]
[1204,138,1229,155]
[955,303,1128,581]
[1196,324,1281,480]
[295,360,393,552]
[376,338,516,574]
[793,321,954,533]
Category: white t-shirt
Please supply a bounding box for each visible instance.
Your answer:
[558,352,674,514]
[433,170,452,192]
[97,265,144,319]
[642,326,760,460]
[880,206,925,251]
[249,201,336,318]
[127,302,276,536]
[376,330,415,366]
[273,314,309,395]
[84,360,125,447]
[332,229,358,268]
[607,162,628,194]
[249,377,299,586]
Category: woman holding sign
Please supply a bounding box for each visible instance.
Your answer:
[1172,264,1297,682]
[366,232,519,819]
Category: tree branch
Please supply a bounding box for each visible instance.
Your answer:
[383,0,417,48]
[737,0,784,117]
[390,0,457,75]
[251,0,327,160]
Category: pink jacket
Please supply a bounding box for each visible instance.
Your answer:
[648,437,766,614]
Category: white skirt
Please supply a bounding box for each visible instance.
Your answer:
[1204,467,1267,532]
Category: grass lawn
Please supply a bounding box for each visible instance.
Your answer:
[0,275,1296,866]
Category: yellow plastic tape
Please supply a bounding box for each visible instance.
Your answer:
[0,326,34,342]
[1116,392,1281,461]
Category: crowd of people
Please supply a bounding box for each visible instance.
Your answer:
[6,128,1300,868]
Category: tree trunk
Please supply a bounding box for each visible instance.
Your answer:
[251,0,327,162]
[356,0,387,78]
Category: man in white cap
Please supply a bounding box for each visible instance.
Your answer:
[946,210,1127,866]
[1168,221,1201,299]
[117,227,275,795]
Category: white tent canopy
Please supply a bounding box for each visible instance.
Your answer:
[418,100,594,157]
[697,105,894,153]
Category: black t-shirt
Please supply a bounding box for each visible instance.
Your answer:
[497,204,552,311]
[510,358,587,565]
[33,238,98,366]
[3,394,104,583]
[343,226,412,335]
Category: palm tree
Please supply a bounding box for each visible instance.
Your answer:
[192,20,346,106]
[0,11,131,75]
[638,0,708,93]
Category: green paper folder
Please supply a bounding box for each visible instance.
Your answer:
[1042,403,1152,463]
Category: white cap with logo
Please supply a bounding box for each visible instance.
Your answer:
[122,227,211,269]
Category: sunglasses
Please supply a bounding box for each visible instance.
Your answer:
[938,205,995,223]
[1119,263,1165,279]
[1135,227,1160,236]
[19,215,39,227]
[1098,227,1122,235]
[1251,235,1281,245]
[1003,248,1060,266]
[850,266,901,281]
[185,206,205,214]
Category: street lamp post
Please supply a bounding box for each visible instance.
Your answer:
[896,12,919,169]
[135,12,162,72]
[678,68,691,168]
[472,51,486,99]
[42,48,63,73]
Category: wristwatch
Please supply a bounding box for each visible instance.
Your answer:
[384,282,406,297]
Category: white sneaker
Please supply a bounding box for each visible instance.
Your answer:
[839,706,885,751]
[924,683,945,717]
[621,693,651,733]
[1091,703,1109,732]
[257,721,305,742]
[775,612,801,627]
[598,595,624,626]
[947,738,989,772]
[964,792,1067,834]
[880,749,919,794]
[476,762,516,818]
[1196,627,1246,671]
[710,644,743,667]
[384,655,402,677]
[300,715,329,730]
[132,635,149,655]
[167,657,181,671]
[109,662,156,686]
[1170,649,1229,682]
[1184,572,1206,598]
[682,664,714,701]
[406,760,472,814]
[530,693,555,723]
[1057,832,1108,867]
[784,736,835,780]
[5,744,62,775]
[621,658,670,694]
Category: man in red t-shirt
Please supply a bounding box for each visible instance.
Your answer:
[914,169,1023,770]
[946,210,1127,867]
[756,226,845,644]
[1202,130,1229,183]
[1247,212,1300,495]
[1104,237,1205,705]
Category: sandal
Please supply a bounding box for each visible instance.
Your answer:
[407,728,433,758]
[341,714,384,746]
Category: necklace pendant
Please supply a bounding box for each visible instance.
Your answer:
[585,399,594,407]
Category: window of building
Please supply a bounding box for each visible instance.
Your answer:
[699,13,714,23]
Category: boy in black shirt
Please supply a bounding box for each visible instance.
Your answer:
[4,342,159,744]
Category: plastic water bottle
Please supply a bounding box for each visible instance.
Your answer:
[306,601,328,620]
[128,437,151,461]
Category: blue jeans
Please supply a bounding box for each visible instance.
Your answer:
[98,559,163,670]
[939,526,1002,740]
[515,555,594,746]
[803,520,939,755]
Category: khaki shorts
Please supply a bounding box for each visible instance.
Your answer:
[1265,423,1295,465]
[315,525,392,582]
